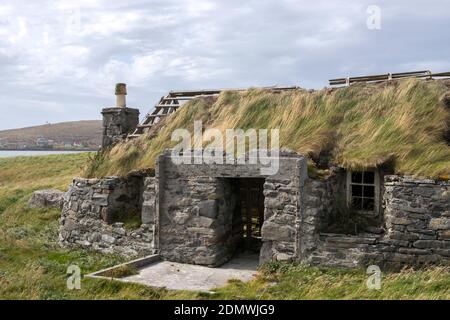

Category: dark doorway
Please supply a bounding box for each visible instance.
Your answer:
[229,178,265,253]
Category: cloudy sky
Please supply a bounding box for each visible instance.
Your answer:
[0,0,449,130]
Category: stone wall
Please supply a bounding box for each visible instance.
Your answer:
[142,177,158,225]
[155,151,307,266]
[308,175,450,269]
[260,175,302,263]
[59,177,154,257]
[297,178,334,264]
[157,169,238,266]
[101,107,139,148]
[381,176,450,265]
[58,150,449,268]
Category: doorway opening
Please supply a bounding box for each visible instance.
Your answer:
[228,178,265,255]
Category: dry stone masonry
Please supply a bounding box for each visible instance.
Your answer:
[59,150,450,268]
[309,176,450,268]
[102,107,139,148]
[59,176,153,257]
[155,150,307,266]
[382,176,450,264]
[58,150,450,268]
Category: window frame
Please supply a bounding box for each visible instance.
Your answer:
[346,169,380,215]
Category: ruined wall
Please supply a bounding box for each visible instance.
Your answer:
[297,178,334,264]
[307,175,450,268]
[58,151,449,268]
[59,177,153,258]
[158,175,229,266]
[142,177,158,225]
[156,151,307,266]
[260,175,302,263]
[380,176,450,265]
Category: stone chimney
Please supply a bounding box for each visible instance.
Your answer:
[101,83,140,149]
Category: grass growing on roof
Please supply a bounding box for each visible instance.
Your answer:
[84,79,450,178]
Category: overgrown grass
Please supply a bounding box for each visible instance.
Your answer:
[1,154,449,299]
[84,79,450,179]
[211,262,450,300]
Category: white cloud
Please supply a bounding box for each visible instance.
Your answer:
[0,0,449,129]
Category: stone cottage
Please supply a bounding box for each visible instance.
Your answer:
[60,83,450,269]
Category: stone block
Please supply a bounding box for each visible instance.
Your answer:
[28,189,65,209]
[261,221,294,242]
[379,239,410,247]
[259,241,274,264]
[438,230,450,240]
[434,249,450,257]
[198,200,217,218]
[384,253,415,263]
[276,253,293,261]
[413,187,435,197]
[389,217,413,225]
[390,231,419,241]
[187,227,216,235]
[398,248,431,255]
[193,216,214,228]
[413,240,450,249]
[264,197,284,210]
[141,203,155,224]
[101,234,116,244]
[87,232,101,242]
[173,211,191,225]
[429,218,450,230]
[92,193,109,206]
[417,254,442,264]
[63,218,78,232]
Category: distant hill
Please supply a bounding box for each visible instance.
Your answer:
[0,120,102,150]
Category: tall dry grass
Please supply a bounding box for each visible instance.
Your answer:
[84,79,450,178]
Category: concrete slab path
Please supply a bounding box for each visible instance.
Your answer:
[121,253,259,291]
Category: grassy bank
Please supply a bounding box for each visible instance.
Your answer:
[0,154,449,299]
[85,79,450,179]
[0,153,191,299]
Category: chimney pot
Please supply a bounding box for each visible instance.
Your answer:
[115,83,127,107]
[115,83,127,95]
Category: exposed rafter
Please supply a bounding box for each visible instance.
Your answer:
[329,70,450,86]
[128,86,300,138]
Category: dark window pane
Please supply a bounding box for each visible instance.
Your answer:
[363,198,375,211]
[364,185,375,197]
[351,172,362,183]
[364,171,375,184]
[351,197,362,210]
[352,185,362,197]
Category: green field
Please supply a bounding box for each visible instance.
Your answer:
[0,154,449,299]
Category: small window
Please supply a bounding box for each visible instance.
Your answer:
[347,170,379,214]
